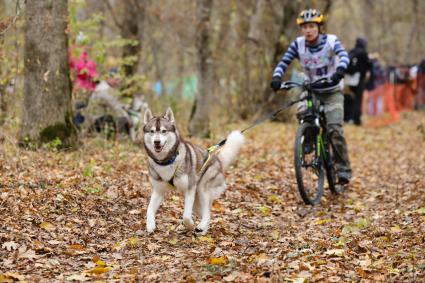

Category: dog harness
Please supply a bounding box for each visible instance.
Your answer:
[158,146,218,189]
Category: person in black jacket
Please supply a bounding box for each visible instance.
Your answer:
[345,37,372,125]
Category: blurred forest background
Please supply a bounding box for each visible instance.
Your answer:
[0,0,424,143]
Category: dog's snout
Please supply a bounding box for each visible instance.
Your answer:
[154,140,161,145]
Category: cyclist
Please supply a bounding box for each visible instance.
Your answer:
[270,8,352,185]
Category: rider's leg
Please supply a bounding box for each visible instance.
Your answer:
[317,91,352,183]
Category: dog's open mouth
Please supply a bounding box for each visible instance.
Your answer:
[154,142,165,152]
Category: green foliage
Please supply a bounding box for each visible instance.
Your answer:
[83,161,94,177]
[83,186,103,194]
[19,136,38,151]
[120,74,148,97]
[42,137,63,152]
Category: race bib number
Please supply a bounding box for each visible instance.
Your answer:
[316,66,328,77]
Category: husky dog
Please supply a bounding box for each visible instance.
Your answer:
[142,107,244,235]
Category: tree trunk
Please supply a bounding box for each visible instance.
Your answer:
[258,1,301,121]
[121,0,145,77]
[239,0,266,119]
[20,0,77,148]
[188,0,214,138]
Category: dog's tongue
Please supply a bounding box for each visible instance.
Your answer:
[154,144,162,152]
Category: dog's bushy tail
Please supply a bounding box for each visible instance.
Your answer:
[218,131,244,170]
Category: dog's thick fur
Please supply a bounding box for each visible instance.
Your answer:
[142,107,244,235]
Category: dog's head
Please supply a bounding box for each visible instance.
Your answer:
[142,107,180,161]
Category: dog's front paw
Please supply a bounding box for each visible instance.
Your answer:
[146,220,156,233]
[183,217,194,230]
[195,224,209,235]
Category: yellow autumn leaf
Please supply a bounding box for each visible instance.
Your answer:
[268,195,283,204]
[353,202,364,212]
[95,260,107,267]
[212,200,225,213]
[86,266,111,274]
[270,230,280,240]
[258,206,271,216]
[198,235,215,244]
[378,236,390,242]
[112,241,125,251]
[169,238,178,245]
[315,218,332,225]
[91,255,101,263]
[390,225,402,233]
[126,237,139,248]
[208,256,228,265]
[39,222,55,231]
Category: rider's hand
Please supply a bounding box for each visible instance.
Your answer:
[270,77,282,91]
[330,67,345,84]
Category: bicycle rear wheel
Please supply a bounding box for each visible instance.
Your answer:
[294,122,324,205]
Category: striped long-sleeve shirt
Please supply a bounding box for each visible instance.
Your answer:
[273,34,349,86]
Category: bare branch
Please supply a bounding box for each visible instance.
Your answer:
[104,0,124,31]
[0,0,22,36]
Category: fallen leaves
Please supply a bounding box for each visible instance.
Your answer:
[39,221,55,231]
[2,241,18,251]
[85,258,113,275]
[126,237,140,248]
[17,246,39,260]
[0,112,424,281]
[0,273,25,282]
[198,235,215,244]
[324,249,345,257]
[208,256,228,265]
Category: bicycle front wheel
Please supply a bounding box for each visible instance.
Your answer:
[294,122,324,205]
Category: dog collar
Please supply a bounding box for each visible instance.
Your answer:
[154,151,178,166]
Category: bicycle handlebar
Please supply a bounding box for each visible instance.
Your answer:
[280,77,330,91]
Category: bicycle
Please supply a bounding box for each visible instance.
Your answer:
[280,78,344,205]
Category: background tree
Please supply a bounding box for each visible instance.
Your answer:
[188,0,214,137]
[19,0,77,148]
[105,0,147,77]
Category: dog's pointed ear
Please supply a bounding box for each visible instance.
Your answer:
[144,108,153,125]
[164,107,175,124]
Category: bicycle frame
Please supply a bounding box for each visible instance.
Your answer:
[280,78,342,203]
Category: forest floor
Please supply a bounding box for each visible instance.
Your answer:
[0,111,424,282]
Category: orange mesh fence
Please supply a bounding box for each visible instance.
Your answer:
[364,82,407,127]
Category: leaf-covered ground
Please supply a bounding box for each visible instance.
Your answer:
[1,112,424,282]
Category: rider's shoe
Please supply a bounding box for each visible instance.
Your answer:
[337,175,350,186]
